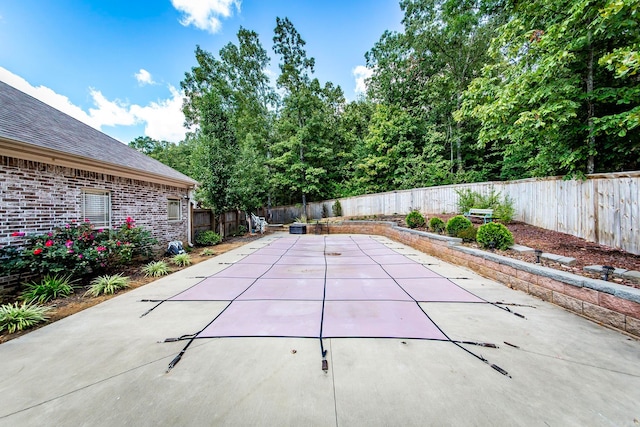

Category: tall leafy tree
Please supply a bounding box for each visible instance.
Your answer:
[181,28,276,214]
[366,0,504,179]
[458,0,640,177]
[271,17,345,209]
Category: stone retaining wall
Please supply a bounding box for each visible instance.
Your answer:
[312,220,640,338]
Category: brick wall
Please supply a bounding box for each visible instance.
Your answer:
[0,155,189,250]
[314,220,640,338]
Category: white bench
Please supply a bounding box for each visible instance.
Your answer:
[464,208,495,224]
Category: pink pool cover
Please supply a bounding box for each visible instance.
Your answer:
[168,235,486,341]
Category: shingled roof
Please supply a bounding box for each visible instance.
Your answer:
[0,81,197,187]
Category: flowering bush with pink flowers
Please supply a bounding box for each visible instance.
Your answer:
[1,218,157,279]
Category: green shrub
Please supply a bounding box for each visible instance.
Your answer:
[85,273,130,297]
[332,200,343,217]
[476,222,514,250]
[195,230,222,246]
[202,248,215,256]
[457,226,478,242]
[456,188,481,214]
[172,253,192,267]
[20,274,76,304]
[142,260,169,277]
[322,204,329,218]
[446,215,472,237]
[0,302,50,333]
[493,195,515,223]
[429,217,445,233]
[455,187,515,223]
[405,210,426,229]
[5,217,157,279]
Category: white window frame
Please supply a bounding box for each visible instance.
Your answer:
[168,198,181,221]
[81,190,111,228]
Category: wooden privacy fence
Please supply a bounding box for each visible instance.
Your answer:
[269,171,640,255]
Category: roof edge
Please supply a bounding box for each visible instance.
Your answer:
[0,138,198,189]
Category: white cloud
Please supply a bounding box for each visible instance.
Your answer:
[171,0,240,33]
[134,69,155,86]
[129,86,188,142]
[353,65,374,94]
[0,67,188,143]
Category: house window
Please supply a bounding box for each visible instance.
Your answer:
[168,199,181,221]
[82,190,111,228]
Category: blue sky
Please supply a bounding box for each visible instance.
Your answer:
[0,0,403,143]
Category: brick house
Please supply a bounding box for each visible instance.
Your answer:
[0,81,198,252]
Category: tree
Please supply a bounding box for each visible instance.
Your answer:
[181,28,276,214]
[366,0,504,179]
[457,0,640,177]
[270,17,345,209]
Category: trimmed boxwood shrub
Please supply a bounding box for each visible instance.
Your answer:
[405,210,426,229]
[457,226,478,242]
[446,215,472,237]
[429,217,445,233]
[476,222,514,250]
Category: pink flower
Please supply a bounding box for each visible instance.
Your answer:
[98,228,104,233]
[45,240,54,247]
[116,241,121,246]
[96,246,106,252]
[65,240,73,248]
[84,218,90,223]
[68,249,74,254]
[47,232,53,237]
[11,232,25,237]
[33,248,43,255]
[65,224,70,229]
[78,254,83,259]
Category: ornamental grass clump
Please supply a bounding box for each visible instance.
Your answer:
[476,222,514,250]
[20,274,77,304]
[85,274,131,297]
[405,210,426,229]
[0,302,50,334]
[142,260,169,277]
[172,253,192,267]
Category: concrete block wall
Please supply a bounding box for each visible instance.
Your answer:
[313,221,640,338]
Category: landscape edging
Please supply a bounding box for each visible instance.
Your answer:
[316,220,640,337]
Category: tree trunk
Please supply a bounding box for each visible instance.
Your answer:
[586,32,595,174]
[456,95,463,173]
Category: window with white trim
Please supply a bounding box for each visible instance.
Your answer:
[82,190,111,228]
[168,199,181,221]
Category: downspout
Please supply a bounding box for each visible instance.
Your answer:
[187,187,195,247]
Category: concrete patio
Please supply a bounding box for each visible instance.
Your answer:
[0,234,638,426]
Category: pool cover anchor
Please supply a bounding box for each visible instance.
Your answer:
[139,300,167,317]
[452,341,511,378]
[319,338,329,371]
[166,335,198,373]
